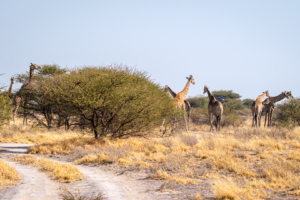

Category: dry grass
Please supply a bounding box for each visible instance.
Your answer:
[2,118,300,199]
[0,159,20,186]
[12,155,83,183]
[60,190,107,200]
[0,118,83,144]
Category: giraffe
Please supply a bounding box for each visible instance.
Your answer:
[162,76,195,133]
[203,86,223,131]
[262,91,294,127]
[164,85,191,131]
[7,77,14,98]
[252,91,270,128]
[13,63,42,123]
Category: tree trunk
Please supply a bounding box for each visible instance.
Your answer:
[94,129,98,139]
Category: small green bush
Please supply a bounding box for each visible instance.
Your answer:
[274,98,300,127]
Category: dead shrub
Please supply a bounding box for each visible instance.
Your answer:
[237,128,290,140]
[180,134,198,146]
[69,145,129,163]
[160,138,174,148]
[0,130,16,138]
[190,108,208,125]
[60,190,106,200]
[102,146,129,162]
[163,153,189,172]
[221,113,246,128]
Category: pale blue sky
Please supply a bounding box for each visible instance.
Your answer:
[0,1,299,99]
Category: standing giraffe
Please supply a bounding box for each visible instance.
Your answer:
[253,91,270,128]
[164,85,191,131]
[162,76,195,133]
[203,86,223,131]
[262,91,293,127]
[7,77,14,98]
[13,63,42,123]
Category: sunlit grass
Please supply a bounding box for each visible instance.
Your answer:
[2,118,300,198]
[12,155,83,183]
[0,159,20,186]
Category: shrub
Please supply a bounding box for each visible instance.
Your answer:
[179,134,198,146]
[27,65,178,138]
[274,98,300,127]
[221,107,246,128]
[212,90,241,103]
[242,98,255,108]
[186,96,208,108]
[0,93,13,126]
[60,190,107,200]
[190,108,208,125]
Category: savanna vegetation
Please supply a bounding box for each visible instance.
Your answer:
[0,159,20,186]
[1,64,300,199]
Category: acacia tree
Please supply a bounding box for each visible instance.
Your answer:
[35,65,177,138]
[14,64,68,128]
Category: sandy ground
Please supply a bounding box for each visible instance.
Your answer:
[0,143,159,200]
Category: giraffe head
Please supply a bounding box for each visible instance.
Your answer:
[282,91,289,99]
[30,63,42,70]
[287,91,294,99]
[186,75,195,85]
[263,90,270,98]
[10,77,14,84]
[203,85,209,94]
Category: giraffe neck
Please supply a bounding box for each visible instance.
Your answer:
[29,67,35,81]
[8,81,14,95]
[268,93,287,103]
[206,89,215,102]
[256,93,266,103]
[166,86,177,98]
[177,80,191,100]
[20,68,35,90]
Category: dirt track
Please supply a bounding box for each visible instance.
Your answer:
[0,143,154,200]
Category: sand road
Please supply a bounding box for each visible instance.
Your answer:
[0,143,152,200]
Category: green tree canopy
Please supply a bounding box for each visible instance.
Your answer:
[15,64,67,84]
[274,98,300,127]
[186,96,209,109]
[242,98,255,108]
[223,99,244,111]
[26,65,178,138]
[212,90,241,103]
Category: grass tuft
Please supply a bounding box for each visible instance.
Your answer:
[13,155,83,183]
[0,159,20,186]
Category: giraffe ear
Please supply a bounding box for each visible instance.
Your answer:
[186,77,189,79]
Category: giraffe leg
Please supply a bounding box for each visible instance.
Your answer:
[209,112,214,131]
[254,112,258,128]
[264,112,267,127]
[160,118,165,133]
[13,104,19,124]
[187,111,190,133]
[269,110,273,127]
[183,112,189,133]
[258,112,263,127]
[218,115,222,131]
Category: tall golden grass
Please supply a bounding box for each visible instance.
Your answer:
[13,155,83,183]
[0,159,20,186]
[2,118,300,199]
